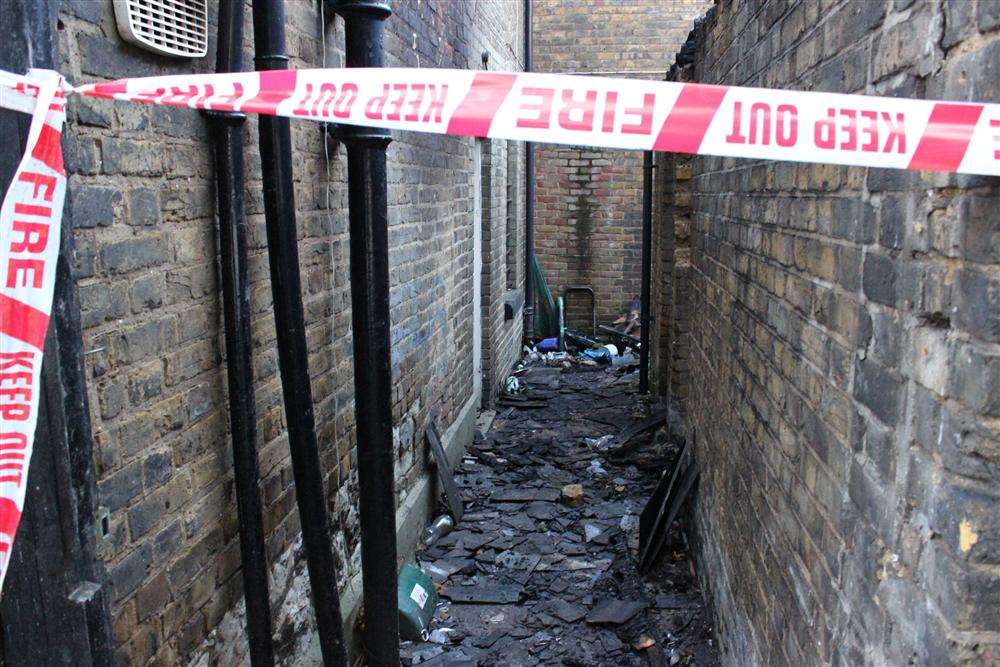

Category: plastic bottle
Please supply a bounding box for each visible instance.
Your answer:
[422,514,454,546]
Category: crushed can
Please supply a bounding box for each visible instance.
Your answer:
[397,563,438,641]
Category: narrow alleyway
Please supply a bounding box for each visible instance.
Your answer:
[402,360,717,665]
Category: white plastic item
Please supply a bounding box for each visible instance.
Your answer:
[114,0,208,58]
[422,514,454,546]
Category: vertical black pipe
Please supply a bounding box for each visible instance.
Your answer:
[639,150,653,393]
[523,0,535,339]
[206,0,274,663]
[333,2,400,664]
[250,1,348,665]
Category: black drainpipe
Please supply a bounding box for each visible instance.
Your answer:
[206,0,274,663]
[250,1,348,664]
[523,0,535,340]
[639,150,653,393]
[332,1,400,663]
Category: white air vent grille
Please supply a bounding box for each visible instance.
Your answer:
[113,0,208,58]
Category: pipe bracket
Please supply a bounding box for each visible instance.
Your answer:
[253,53,290,70]
[202,109,247,125]
[339,126,392,147]
[331,0,391,19]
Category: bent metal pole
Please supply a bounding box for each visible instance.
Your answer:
[206,0,275,662]
[333,1,401,664]
[250,0,348,664]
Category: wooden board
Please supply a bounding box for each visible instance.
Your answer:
[427,422,464,523]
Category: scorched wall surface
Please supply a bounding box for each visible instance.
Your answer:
[676,0,1000,664]
[57,0,524,661]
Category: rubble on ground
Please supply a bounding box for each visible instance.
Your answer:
[401,357,717,666]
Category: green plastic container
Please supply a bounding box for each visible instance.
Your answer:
[532,255,558,338]
[397,563,438,641]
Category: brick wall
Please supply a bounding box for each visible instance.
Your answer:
[532,0,708,328]
[671,0,1000,663]
[480,136,527,406]
[653,64,696,401]
[57,0,523,661]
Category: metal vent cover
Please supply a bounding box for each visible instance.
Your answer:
[113,0,208,58]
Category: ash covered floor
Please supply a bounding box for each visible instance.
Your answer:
[402,360,717,666]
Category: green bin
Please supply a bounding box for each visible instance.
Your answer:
[397,563,438,641]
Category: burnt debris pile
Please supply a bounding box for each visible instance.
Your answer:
[402,359,717,665]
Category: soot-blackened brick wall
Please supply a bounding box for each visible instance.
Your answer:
[671,0,1000,664]
[532,0,708,328]
[59,1,523,662]
[652,141,694,401]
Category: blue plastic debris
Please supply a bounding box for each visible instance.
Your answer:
[537,337,559,352]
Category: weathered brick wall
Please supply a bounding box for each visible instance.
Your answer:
[675,0,1000,663]
[58,0,523,661]
[480,136,527,406]
[649,151,669,396]
[533,0,708,328]
[654,68,696,401]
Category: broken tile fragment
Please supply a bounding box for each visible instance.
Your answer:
[585,598,647,625]
[525,501,560,520]
[547,599,587,623]
[471,629,506,648]
[490,486,561,503]
[499,513,536,532]
[440,584,523,604]
[422,559,468,584]
[494,551,539,571]
[548,578,570,594]
[655,593,700,609]
[583,522,603,542]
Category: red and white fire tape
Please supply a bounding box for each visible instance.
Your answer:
[73,68,1000,175]
[0,64,997,592]
[0,69,66,590]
